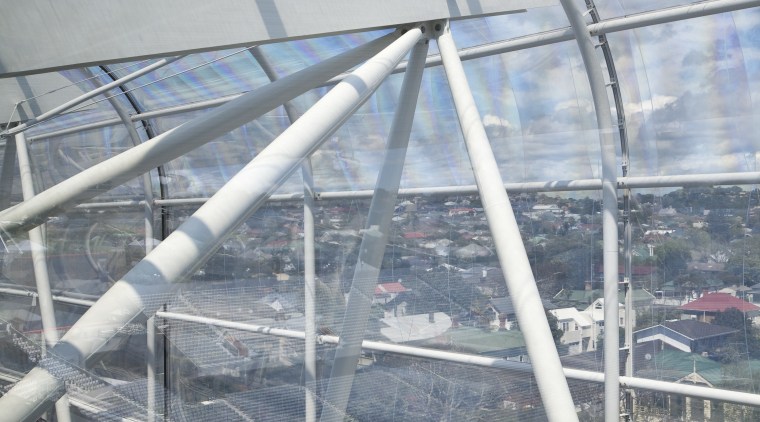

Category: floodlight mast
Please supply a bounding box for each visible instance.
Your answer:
[436,20,579,422]
[0,27,421,422]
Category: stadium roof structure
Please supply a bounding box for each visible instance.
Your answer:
[1,1,760,421]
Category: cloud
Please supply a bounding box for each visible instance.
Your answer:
[482,114,514,130]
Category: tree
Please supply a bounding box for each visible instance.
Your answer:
[545,310,563,346]
[712,308,760,361]
[653,239,691,282]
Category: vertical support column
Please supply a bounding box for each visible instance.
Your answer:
[250,45,318,422]
[301,160,318,422]
[623,183,634,420]
[15,132,72,422]
[319,34,429,422]
[146,315,158,422]
[0,27,419,422]
[435,21,578,422]
[558,1,620,421]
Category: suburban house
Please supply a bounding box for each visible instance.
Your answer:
[634,319,738,354]
[549,297,634,355]
[549,307,593,355]
[488,296,556,330]
[373,282,408,305]
[553,288,655,311]
[678,292,760,323]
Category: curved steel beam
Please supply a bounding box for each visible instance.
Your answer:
[559,1,621,421]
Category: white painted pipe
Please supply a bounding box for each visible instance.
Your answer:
[0,26,419,422]
[437,21,578,422]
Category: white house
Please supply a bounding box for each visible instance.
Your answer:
[549,307,593,355]
[550,298,633,354]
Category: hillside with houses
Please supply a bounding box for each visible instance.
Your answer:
[10,187,760,419]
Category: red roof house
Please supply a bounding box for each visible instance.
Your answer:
[679,293,760,322]
[375,282,407,295]
[374,282,408,305]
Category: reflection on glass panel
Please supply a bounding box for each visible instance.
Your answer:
[152,108,294,198]
[28,126,146,198]
[153,191,605,420]
[449,5,570,52]
[595,0,695,20]
[0,207,152,295]
[254,30,391,79]
[108,50,270,111]
[608,13,758,176]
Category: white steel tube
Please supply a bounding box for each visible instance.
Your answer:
[154,311,760,407]
[0,287,96,307]
[0,31,399,236]
[0,27,420,422]
[320,36,429,422]
[301,159,318,422]
[250,45,318,422]
[146,316,157,422]
[37,170,760,211]
[436,21,578,422]
[4,56,183,136]
[560,1,620,421]
[15,133,57,346]
[15,132,72,422]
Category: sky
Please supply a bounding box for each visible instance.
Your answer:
[25,1,760,199]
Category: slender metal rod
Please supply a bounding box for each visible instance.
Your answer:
[320,36,429,422]
[26,0,760,143]
[0,287,96,307]
[0,31,400,236]
[154,310,760,407]
[55,171,760,210]
[4,56,183,136]
[301,159,318,422]
[590,0,760,35]
[559,1,620,420]
[15,132,72,422]
[146,316,157,422]
[0,27,420,422]
[250,45,318,422]
[436,21,577,422]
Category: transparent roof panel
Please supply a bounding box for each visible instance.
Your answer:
[609,10,760,176]
[6,3,760,420]
[254,30,393,79]
[106,49,270,111]
[448,5,570,51]
[23,67,130,139]
[151,107,295,198]
[28,125,154,200]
